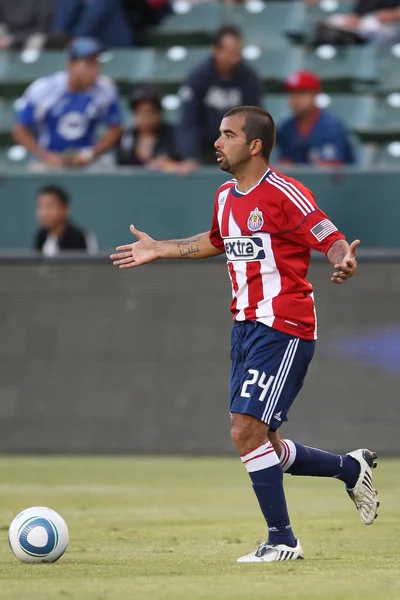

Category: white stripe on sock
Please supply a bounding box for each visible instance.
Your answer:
[280,439,297,472]
[241,442,280,473]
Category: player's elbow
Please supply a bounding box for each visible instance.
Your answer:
[108,125,122,141]
[12,123,28,144]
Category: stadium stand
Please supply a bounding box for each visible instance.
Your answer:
[221,1,306,47]
[355,94,400,142]
[1,0,400,167]
[147,1,220,47]
[375,140,400,165]
[302,45,378,92]
[263,93,375,131]
[295,0,356,44]
[376,45,400,92]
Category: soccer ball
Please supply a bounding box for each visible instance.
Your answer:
[8,506,69,563]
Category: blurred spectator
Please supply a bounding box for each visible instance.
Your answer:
[276,71,355,165]
[117,84,180,168]
[34,185,98,255]
[177,25,262,172]
[13,38,122,170]
[51,0,133,47]
[168,0,253,3]
[123,0,171,46]
[0,0,55,50]
[313,0,400,46]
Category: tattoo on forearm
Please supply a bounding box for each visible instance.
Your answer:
[176,236,200,247]
[176,236,201,258]
[327,240,348,266]
[179,246,200,257]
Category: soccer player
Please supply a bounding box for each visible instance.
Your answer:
[110,106,379,563]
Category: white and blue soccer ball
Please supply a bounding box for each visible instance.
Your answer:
[8,506,69,563]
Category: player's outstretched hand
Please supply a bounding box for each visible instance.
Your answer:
[331,239,360,284]
[110,225,159,269]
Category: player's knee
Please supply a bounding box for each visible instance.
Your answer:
[230,413,268,455]
[267,430,282,457]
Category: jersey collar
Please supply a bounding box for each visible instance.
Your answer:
[231,168,272,197]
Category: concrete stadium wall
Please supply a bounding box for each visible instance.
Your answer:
[0,257,399,455]
[0,167,400,249]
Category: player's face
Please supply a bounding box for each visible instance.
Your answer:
[288,91,316,119]
[36,193,69,230]
[69,57,100,89]
[215,115,251,174]
[134,101,162,133]
[213,35,242,74]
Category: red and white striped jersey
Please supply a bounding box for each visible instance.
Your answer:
[209,168,345,340]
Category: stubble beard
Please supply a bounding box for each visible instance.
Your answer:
[219,158,232,173]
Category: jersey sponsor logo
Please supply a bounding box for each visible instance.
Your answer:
[57,111,89,141]
[179,85,194,102]
[247,207,264,231]
[224,236,265,261]
[311,219,337,242]
[204,86,242,111]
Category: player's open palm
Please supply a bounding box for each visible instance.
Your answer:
[331,239,360,284]
[110,225,159,269]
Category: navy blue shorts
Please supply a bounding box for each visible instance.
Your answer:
[230,321,315,431]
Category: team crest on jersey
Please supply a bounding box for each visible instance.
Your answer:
[247,207,264,231]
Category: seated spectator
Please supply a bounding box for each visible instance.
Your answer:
[34,185,98,255]
[51,0,133,48]
[117,84,180,168]
[177,25,262,173]
[276,71,355,166]
[312,0,400,46]
[13,38,122,170]
[0,0,55,50]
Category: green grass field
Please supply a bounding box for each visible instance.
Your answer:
[0,457,398,600]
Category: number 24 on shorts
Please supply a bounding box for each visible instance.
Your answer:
[241,369,275,402]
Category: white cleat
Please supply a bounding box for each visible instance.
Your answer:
[346,449,379,525]
[237,539,304,563]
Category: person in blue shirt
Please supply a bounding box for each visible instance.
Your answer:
[276,70,355,166]
[51,0,133,48]
[177,25,262,174]
[13,38,122,169]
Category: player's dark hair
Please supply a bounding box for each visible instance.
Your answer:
[223,106,276,161]
[37,185,70,207]
[213,25,242,46]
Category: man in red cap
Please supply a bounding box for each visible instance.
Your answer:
[276,70,355,166]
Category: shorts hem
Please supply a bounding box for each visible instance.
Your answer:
[230,407,287,430]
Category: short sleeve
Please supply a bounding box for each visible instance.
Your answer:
[104,98,121,127]
[16,94,36,128]
[98,78,122,127]
[272,176,345,254]
[285,208,345,254]
[209,194,225,252]
[16,77,52,128]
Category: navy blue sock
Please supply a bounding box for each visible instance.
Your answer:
[241,443,296,547]
[280,439,360,489]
